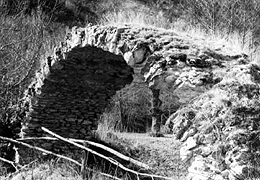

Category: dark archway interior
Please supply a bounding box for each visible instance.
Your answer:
[24,46,133,139]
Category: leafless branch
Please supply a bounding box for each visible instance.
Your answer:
[0,157,21,171]
[0,136,122,180]
[42,127,173,180]
[0,136,81,166]
[19,136,150,170]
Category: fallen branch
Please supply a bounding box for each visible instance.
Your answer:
[0,157,22,171]
[0,136,121,180]
[2,160,39,180]
[0,136,81,166]
[42,127,174,180]
[82,139,149,169]
[19,136,150,170]
[88,168,121,180]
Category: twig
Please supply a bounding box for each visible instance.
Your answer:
[42,127,174,180]
[0,136,81,166]
[0,35,32,51]
[81,142,87,180]
[19,136,150,169]
[3,159,38,180]
[11,33,43,88]
[0,157,22,171]
[0,136,120,180]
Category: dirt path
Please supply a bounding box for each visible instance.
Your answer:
[115,133,188,180]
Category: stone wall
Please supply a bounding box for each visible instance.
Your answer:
[23,46,133,139]
[19,26,133,162]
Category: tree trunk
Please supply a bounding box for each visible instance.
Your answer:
[150,88,162,135]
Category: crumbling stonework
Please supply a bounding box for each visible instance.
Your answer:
[64,25,259,179]
[19,26,133,161]
[66,25,250,100]
[64,25,249,135]
[23,46,133,138]
[168,64,260,180]
[21,24,260,179]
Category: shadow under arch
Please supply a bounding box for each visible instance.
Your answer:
[24,45,133,139]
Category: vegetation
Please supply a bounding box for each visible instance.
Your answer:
[1,0,260,179]
[2,0,260,137]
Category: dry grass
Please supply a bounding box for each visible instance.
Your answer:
[1,159,119,180]
[99,0,260,63]
[0,11,66,86]
[0,160,80,180]
[0,6,67,177]
[2,1,260,179]
[101,9,169,29]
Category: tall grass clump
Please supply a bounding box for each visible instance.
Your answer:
[99,0,171,28]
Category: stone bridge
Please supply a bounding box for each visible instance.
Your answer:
[20,24,260,180]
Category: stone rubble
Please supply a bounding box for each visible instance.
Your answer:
[19,26,134,162]
[168,64,260,180]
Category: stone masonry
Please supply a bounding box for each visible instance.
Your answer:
[20,24,260,179]
[19,26,133,161]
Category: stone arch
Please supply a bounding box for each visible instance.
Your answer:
[22,46,133,140]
